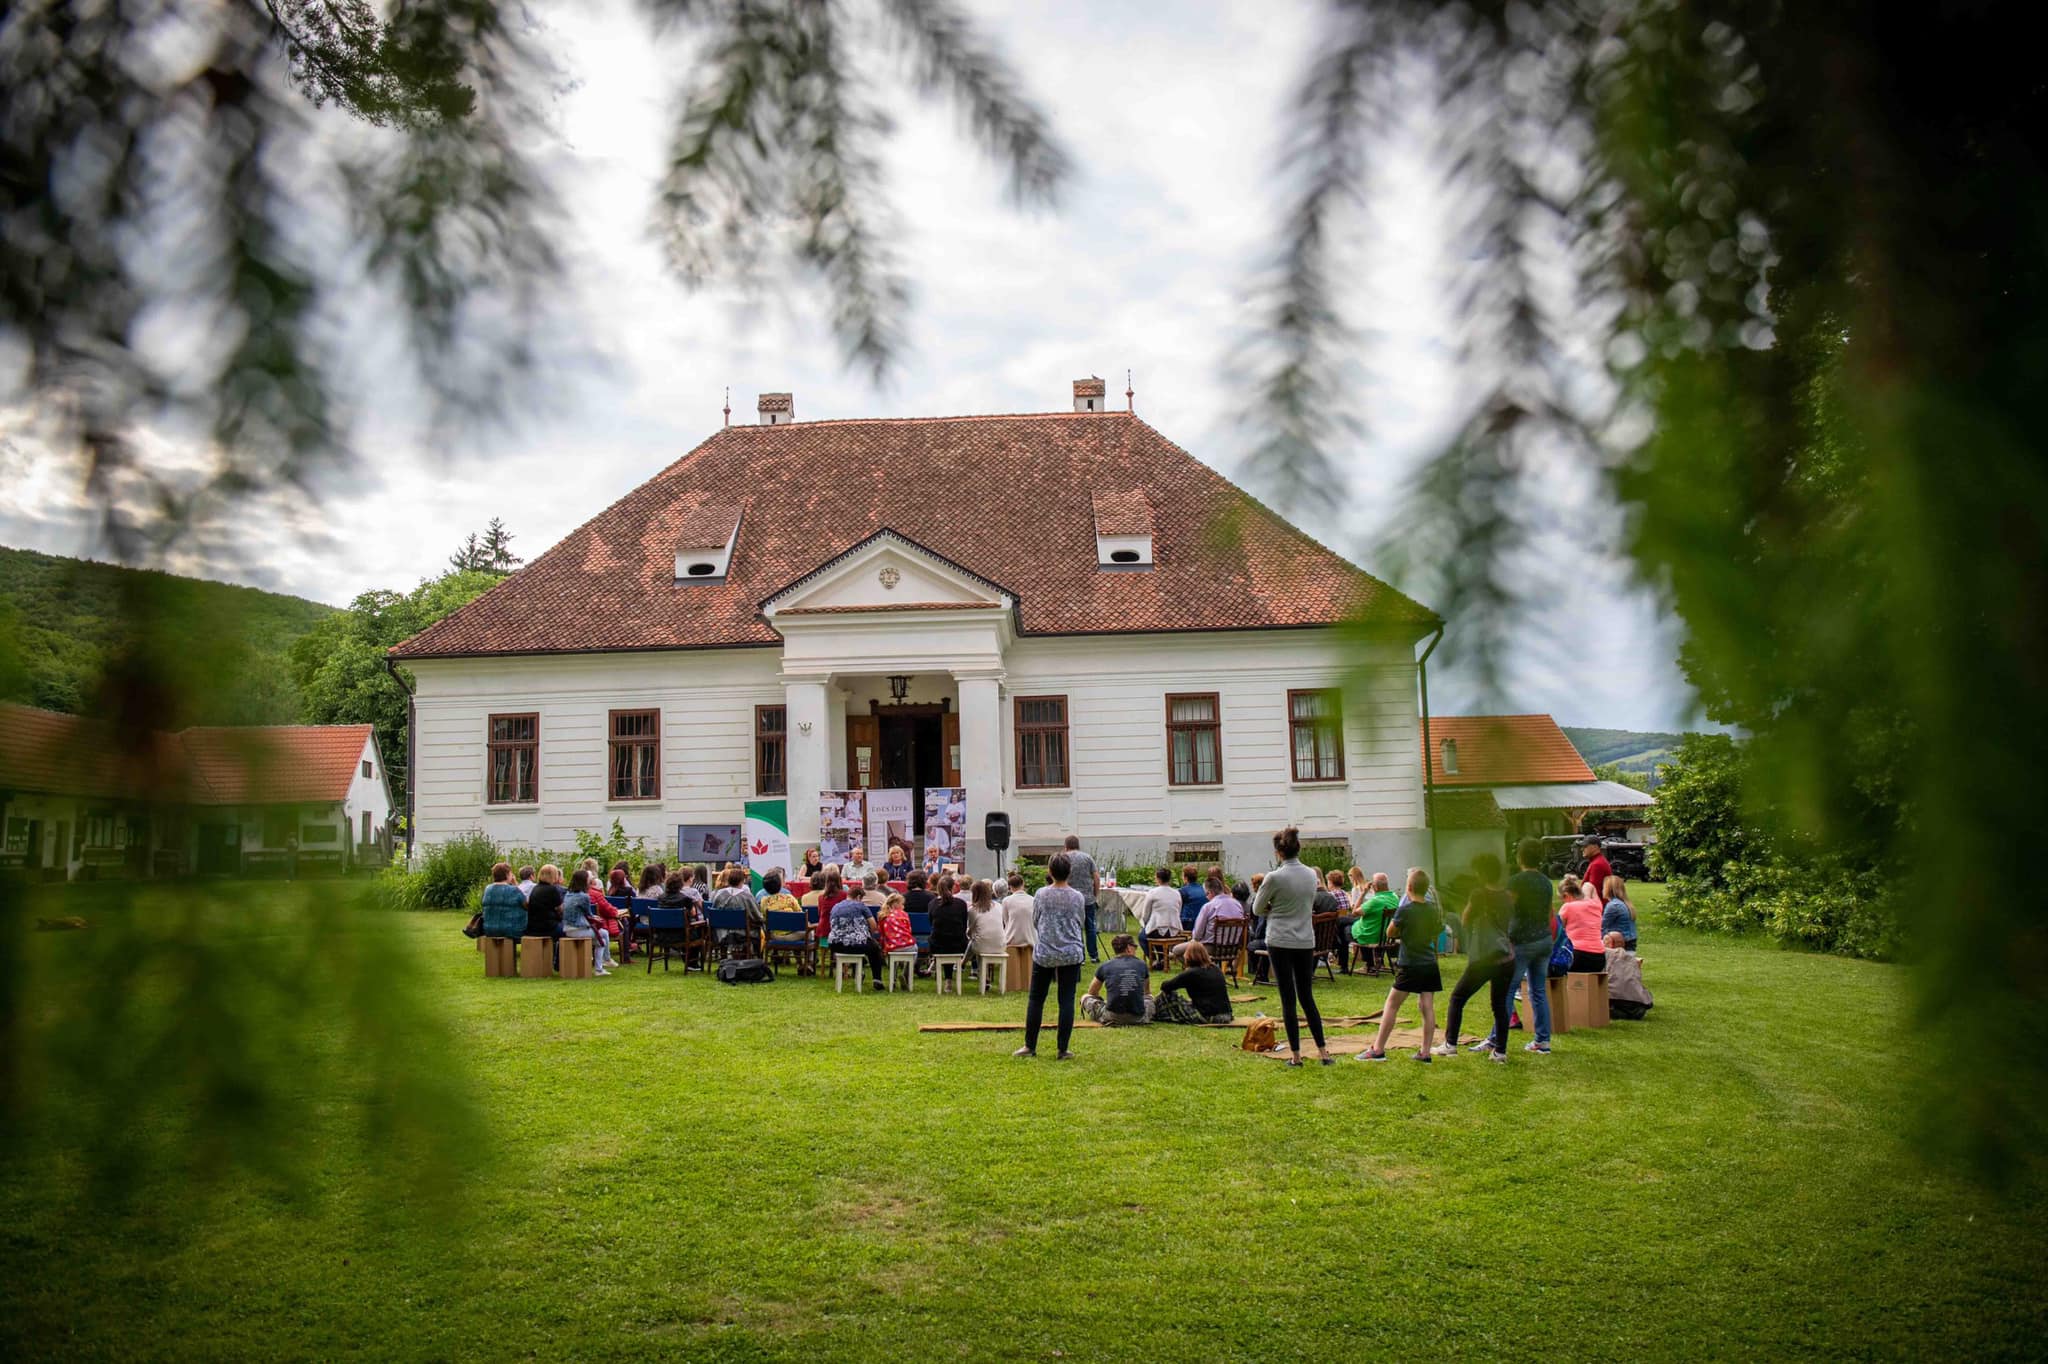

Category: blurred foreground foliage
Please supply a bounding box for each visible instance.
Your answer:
[1245,2,2046,1180]
[2,0,1064,1251]
[0,883,486,1236]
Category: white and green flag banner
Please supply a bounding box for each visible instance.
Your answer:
[743,799,792,878]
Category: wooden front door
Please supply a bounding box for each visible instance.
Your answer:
[942,713,961,786]
[846,714,879,790]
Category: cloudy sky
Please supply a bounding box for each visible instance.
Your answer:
[1,0,1701,733]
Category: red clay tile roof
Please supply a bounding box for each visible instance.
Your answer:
[674,505,741,552]
[390,412,1436,659]
[1073,377,1107,398]
[178,725,377,804]
[0,703,186,801]
[1426,715,1595,788]
[0,703,376,805]
[1091,488,1154,537]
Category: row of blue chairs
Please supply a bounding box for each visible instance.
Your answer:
[625,899,942,977]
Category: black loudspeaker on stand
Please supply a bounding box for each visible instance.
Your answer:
[985,811,1011,884]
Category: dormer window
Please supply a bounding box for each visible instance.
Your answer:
[674,506,741,584]
[1441,738,1459,775]
[1092,489,1154,571]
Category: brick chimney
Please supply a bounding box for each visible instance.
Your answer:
[1072,377,1106,413]
[758,392,793,425]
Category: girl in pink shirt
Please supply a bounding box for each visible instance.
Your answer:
[1557,875,1608,972]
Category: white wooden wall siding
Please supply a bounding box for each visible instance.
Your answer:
[405,629,1424,861]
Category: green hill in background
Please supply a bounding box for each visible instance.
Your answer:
[0,545,335,724]
[1563,726,1687,785]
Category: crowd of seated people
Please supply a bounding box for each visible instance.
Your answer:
[472,836,1649,1049]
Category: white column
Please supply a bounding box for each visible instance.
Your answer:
[953,671,1004,881]
[827,685,851,789]
[784,677,832,855]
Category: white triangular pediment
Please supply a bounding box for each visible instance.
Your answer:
[763,532,1010,616]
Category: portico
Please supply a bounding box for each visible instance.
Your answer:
[766,531,1015,877]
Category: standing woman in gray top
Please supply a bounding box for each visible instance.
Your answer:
[1017,853,1087,1060]
[1250,828,1332,1066]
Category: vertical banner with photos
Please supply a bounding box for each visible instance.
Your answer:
[818,790,865,867]
[921,786,967,866]
[743,799,791,878]
[864,788,914,863]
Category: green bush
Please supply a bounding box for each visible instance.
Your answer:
[368,863,429,912]
[571,819,658,880]
[1660,860,1898,959]
[417,830,501,910]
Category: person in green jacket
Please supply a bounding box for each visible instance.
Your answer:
[1349,872,1399,972]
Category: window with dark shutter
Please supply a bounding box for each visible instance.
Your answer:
[1015,695,1069,788]
[1288,689,1345,782]
[1165,693,1222,786]
[487,713,539,804]
[756,705,787,796]
[608,710,660,801]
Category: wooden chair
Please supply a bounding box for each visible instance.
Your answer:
[1206,918,1248,984]
[1145,933,1188,970]
[1310,913,1342,982]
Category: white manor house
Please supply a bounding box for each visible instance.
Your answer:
[389,381,1448,877]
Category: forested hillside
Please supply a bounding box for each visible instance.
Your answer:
[0,546,334,723]
[1563,726,1687,785]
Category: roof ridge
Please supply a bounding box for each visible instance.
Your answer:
[728,410,1136,430]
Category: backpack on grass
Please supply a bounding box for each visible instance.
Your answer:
[717,958,773,985]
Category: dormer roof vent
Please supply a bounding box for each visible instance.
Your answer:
[1441,738,1460,775]
[757,392,793,425]
[1092,489,1154,570]
[674,505,742,583]
[1072,377,1106,413]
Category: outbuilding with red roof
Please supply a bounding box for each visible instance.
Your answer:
[0,703,393,879]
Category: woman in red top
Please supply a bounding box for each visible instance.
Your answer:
[815,870,848,933]
[1557,874,1608,973]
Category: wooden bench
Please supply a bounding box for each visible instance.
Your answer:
[518,936,554,978]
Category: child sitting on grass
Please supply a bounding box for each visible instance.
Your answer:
[1604,931,1655,1020]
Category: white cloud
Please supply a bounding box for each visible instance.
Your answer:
[2,0,1704,731]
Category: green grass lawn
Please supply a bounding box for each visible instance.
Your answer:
[3,880,2044,1361]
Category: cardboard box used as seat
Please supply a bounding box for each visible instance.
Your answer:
[518,936,555,978]
[483,937,518,978]
[1521,978,1570,1034]
[559,936,595,980]
[1553,972,1610,1030]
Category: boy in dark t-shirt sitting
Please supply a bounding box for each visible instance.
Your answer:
[1081,934,1153,1025]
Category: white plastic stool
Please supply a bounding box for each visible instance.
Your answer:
[931,954,968,996]
[977,954,1009,995]
[884,949,918,992]
[832,953,867,993]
